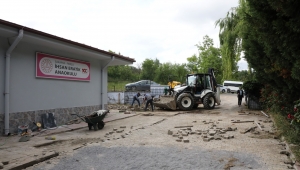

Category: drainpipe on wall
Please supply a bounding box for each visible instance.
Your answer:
[4,29,23,135]
[101,56,115,109]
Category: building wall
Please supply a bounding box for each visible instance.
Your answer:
[10,42,102,112]
[0,36,110,134]
[0,37,8,115]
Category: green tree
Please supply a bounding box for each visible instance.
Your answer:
[174,63,188,83]
[154,62,174,84]
[186,54,199,73]
[216,6,242,81]
[186,35,223,83]
[140,58,160,81]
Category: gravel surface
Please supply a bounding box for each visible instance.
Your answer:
[28,93,290,170]
[44,146,263,170]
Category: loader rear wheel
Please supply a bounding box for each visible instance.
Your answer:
[177,93,194,111]
[203,93,215,109]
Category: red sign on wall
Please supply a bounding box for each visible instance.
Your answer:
[36,52,90,81]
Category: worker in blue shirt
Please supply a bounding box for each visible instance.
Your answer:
[131,92,141,107]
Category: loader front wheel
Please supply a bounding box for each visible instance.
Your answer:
[177,93,194,111]
[203,93,215,109]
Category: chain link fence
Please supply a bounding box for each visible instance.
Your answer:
[246,94,262,110]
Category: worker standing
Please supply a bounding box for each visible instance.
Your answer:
[237,87,244,107]
[131,92,141,107]
[144,93,154,112]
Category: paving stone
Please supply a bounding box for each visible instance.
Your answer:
[182,133,188,136]
[178,136,183,139]
[120,126,126,128]
[113,128,117,131]
[223,135,230,139]
[168,130,173,135]
[203,138,210,142]
[219,130,226,134]
[0,162,3,169]
[176,139,182,142]
[227,127,233,131]
[280,150,290,156]
[172,134,179,137]
[214,135,222,140]
[183,139,189,143]
[209,130,216,136]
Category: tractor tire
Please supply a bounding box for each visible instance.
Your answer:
[222,89,225,93]
[177,93,194,111]
[98,121,105,130]
[203,93,215,109]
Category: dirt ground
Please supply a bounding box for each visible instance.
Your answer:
[26,93,293,170]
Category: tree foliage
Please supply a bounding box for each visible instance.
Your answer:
[140,58,160,81]
[216,7,242,81]
[239,0,300,104]
[186,35,223,83]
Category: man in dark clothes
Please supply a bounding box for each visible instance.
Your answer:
[144,93,154,111]
[131,92,141,107]
[237,87,244,107]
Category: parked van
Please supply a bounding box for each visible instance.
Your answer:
[223,80,243,93]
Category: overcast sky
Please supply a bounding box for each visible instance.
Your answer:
[1,0,247,70]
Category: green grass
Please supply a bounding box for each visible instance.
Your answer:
[108,81,131,92]
[271,113,300,161]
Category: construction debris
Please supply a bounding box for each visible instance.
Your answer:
[240,126,257,134]
[174,125,193,128]
[261,111,270,118]
[19,135,31,142]
[232,120,254,123]
[254,121,263,131]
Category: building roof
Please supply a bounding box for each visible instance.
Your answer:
[0,19,135,63]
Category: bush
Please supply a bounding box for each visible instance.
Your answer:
[242,81,263,98]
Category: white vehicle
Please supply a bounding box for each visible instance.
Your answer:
[223,80,243,93]
[218,84,227,93]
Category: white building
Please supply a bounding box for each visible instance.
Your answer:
[0,19,135,135]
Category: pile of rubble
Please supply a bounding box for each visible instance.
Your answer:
[103,126,129,141]
[168,120,237,143]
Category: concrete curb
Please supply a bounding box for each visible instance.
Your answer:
[36,113,140,137]
[6,152,59,170]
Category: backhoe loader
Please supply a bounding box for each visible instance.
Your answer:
[153,68,221,111]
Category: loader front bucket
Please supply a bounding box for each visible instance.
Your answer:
[153,95,177,110]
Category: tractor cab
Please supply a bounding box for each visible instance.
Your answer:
[186,73,216,95]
